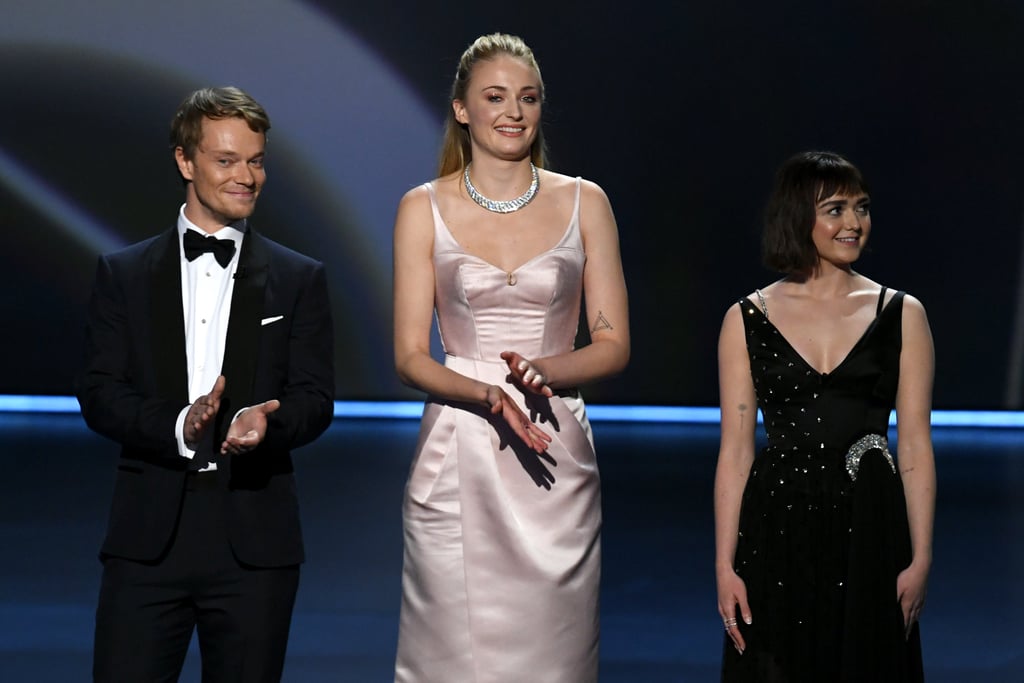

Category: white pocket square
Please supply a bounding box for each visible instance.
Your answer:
[261,315,284,326]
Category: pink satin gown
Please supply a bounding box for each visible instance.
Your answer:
[394,178,600,683]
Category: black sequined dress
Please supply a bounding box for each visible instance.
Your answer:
[722,288,924,682]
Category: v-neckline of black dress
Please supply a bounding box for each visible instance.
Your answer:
[743,294,897,378]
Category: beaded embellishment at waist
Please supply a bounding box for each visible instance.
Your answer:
[845,433,896,481]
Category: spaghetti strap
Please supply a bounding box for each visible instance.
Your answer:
[876,286,888,316]
[755,289,769,318]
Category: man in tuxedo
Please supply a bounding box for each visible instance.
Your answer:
[77,86,335,682]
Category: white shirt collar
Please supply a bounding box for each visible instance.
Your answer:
[176,204,247,248]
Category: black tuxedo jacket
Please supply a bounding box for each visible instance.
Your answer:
[77,227,334,567]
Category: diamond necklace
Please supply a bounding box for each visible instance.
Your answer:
[463,162,539,214]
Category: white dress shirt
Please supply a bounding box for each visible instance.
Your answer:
[173,205,246,466]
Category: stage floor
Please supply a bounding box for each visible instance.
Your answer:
[1,413,1021,681]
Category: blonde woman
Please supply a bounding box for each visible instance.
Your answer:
[392,33,629,682]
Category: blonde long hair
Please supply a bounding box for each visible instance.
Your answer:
[437,33,548,177]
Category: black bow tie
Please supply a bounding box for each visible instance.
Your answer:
[183,230,237,268]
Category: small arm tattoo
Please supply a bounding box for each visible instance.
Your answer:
[591,311,613,333]
[738,403,747,429]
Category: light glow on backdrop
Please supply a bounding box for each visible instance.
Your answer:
[3,1,1024,409]
[0,0,438,399]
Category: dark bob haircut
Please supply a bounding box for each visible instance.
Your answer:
[762,150,869,274]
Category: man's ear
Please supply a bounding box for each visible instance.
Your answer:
[174,146,194,181]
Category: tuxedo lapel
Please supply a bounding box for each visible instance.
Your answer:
[149,228,188,403]
[216,229,269,442]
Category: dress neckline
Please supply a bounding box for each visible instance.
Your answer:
[426,178,581,275]
[744,292,901,377]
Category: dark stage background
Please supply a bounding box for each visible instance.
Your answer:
[2,0,1023,408]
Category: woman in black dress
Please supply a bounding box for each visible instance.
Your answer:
[714,151,935,682]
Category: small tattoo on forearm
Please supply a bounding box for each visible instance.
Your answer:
[738,403,747,428]
[591,311,613,333]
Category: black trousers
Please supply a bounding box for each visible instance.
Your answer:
[93,475,300,683]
